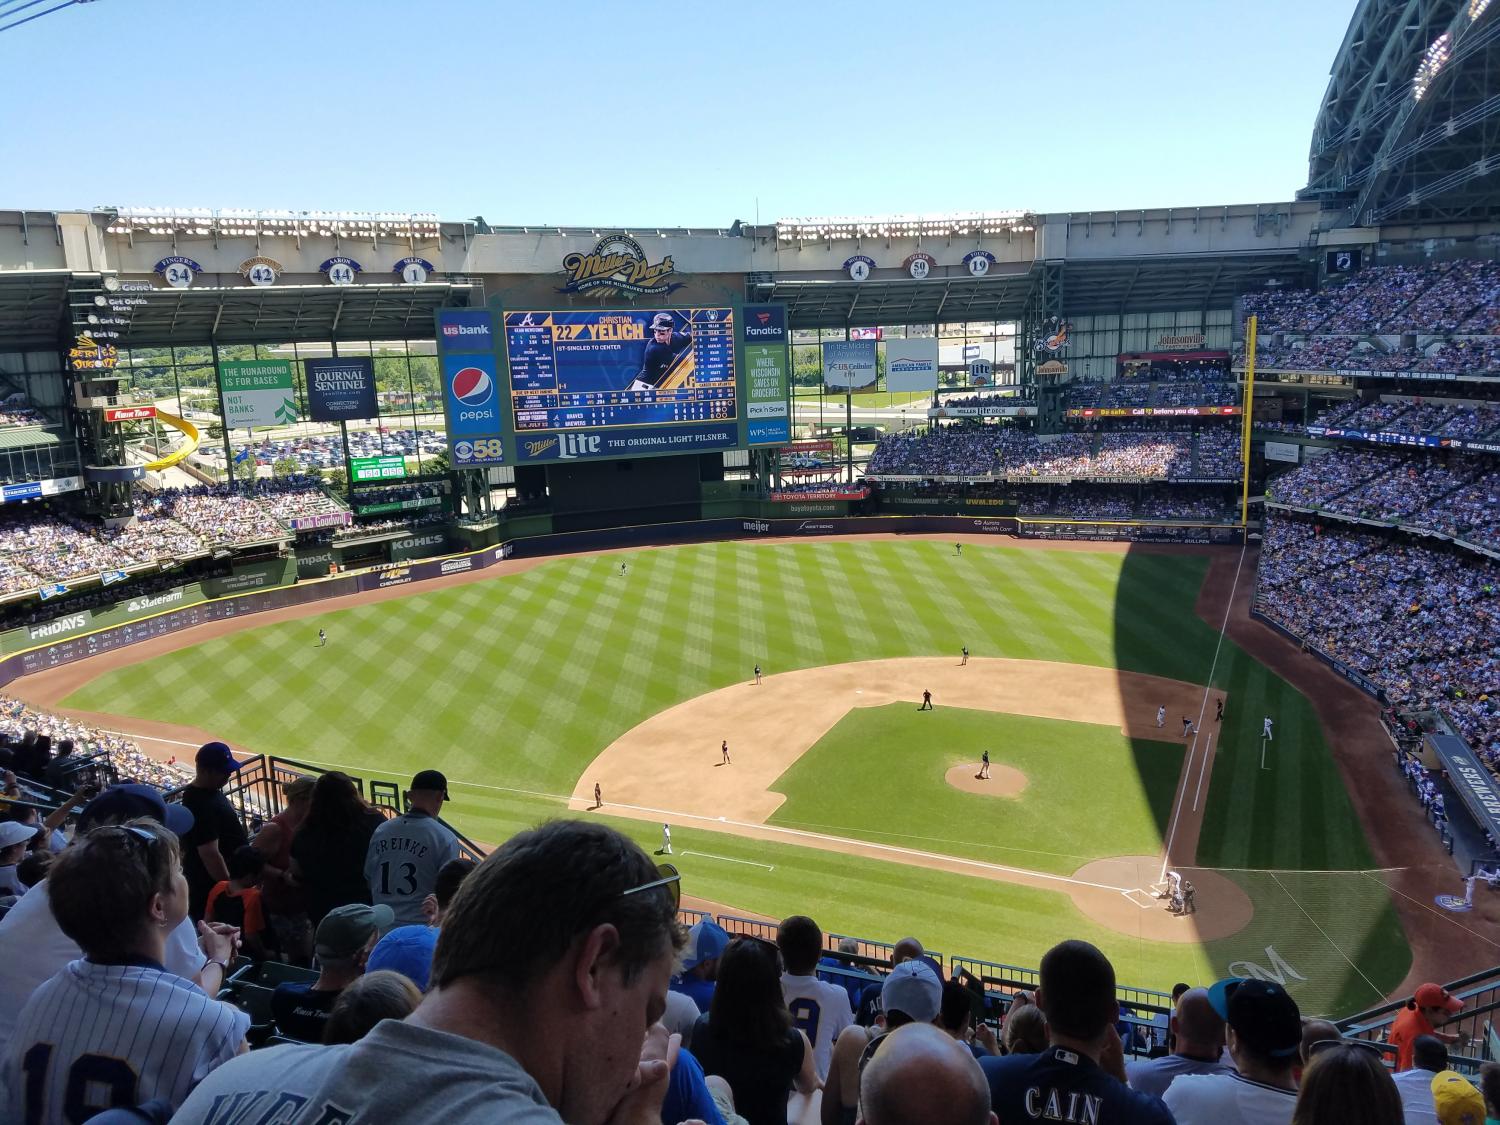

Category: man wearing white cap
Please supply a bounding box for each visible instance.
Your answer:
[824,959,944,1124]
[0,819,34,897]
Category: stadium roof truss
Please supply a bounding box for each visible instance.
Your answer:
[757,252,1304,329]
[1305,0,1500,225]
[0,270,73,348]
[1,277,481,351]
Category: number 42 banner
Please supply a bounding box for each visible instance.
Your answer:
[219,360,298,427]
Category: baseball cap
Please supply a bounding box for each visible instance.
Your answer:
[0,820,36,849]
[679,921,730,973]
[281,775,316,801]
[366,924,438,992]
[1207,977,1302,1058]
[78,782,194,836]
[195,741,245,774]
[882,960,942,1023]
[314,903,395,961]
[410,770,449,800]
[1415,982,1465,1014]
[648,313,674,331]
[1431,1070,1485,1125]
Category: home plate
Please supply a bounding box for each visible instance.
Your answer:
[1122,888,1157,909]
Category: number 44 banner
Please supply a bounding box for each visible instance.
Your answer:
[219,360,298,427]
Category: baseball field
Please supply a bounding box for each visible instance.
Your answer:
[48,537,1427,1016]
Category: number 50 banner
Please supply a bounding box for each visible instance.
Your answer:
[219,360,298,427]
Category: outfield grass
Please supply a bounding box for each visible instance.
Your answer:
[769,705,1184,876]
[64,540,1408,1011]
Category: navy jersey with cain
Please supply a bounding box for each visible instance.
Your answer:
[637,330,692,387]
[982,1047,1173,1125]
[364,810,461,926]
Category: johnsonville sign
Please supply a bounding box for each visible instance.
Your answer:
[1155,333,1205,350]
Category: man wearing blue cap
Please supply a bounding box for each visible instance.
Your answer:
[1163,977,1302,1125]
[671,920,729,1012]
[180,741,249,922]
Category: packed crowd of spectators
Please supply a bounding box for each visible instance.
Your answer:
[0,404,44,427]
[1267,448,1500,551]
[0,694,190,792]
[1015,485,1234,521]
[1236,258,1500,376]
[1064,380,1238,412]
[1256,513,1499,763]
[1243,260,1500,335]
[868,426,1241,482]
[1291,396,1500,440]
[0,757,1485,1124]
[0,480,344,596]
[939,389,1035,409]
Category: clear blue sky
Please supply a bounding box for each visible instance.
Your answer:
[1,0,1356,226]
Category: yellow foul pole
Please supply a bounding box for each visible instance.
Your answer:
[1240,314,1257,527]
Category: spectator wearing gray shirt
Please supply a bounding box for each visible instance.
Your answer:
[365,769,462,926]
[1127,987,1235,1099]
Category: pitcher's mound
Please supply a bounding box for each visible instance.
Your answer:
[1069,855,1253,943]
[944,763,1027,797]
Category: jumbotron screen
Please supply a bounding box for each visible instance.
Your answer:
[503,308,736,432]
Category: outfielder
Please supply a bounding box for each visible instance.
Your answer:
[318,629,326,647]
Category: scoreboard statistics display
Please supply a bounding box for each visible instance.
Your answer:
[504,308,736,432]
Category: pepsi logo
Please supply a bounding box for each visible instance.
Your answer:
[451,366,493,405]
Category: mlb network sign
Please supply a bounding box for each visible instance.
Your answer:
[437,309,494,352]
[743,304,787,345]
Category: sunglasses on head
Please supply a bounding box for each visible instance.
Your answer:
[87,823,161,860]
[620,863,680,912]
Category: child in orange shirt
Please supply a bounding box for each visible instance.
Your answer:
[206,845,269,961]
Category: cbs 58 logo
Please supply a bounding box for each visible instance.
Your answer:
[454,438,503,462]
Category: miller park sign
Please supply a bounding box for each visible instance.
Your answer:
[558,234,683,299]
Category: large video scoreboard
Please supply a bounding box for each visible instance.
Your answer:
[437,302,786,466]
[505,308,735,431]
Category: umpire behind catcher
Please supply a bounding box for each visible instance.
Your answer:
[629,312,693,391]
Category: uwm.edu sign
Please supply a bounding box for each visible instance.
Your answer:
[104,405,157,423]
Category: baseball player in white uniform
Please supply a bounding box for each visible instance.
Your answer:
[365,770,462,927]
[661,823,673,855]
[1263,716,1274,740]
[1156,705,1166,728]
[1,820,247,1122]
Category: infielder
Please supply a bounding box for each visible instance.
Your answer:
[754,664,762,685]
[1156,705,1166,728]
[1181,716,1193,738]
[961,646,969,666]
[721,740,731,765]
[1263,716,1274,740]
[593,782,602,808]
[629,312,693,391]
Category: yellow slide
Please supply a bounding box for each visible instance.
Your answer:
[143,410,200,471]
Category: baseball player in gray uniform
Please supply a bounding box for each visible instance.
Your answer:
[365,769,463,926]
[1,819,248,1122]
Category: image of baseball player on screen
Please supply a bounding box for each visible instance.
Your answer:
[628,312,693,391]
